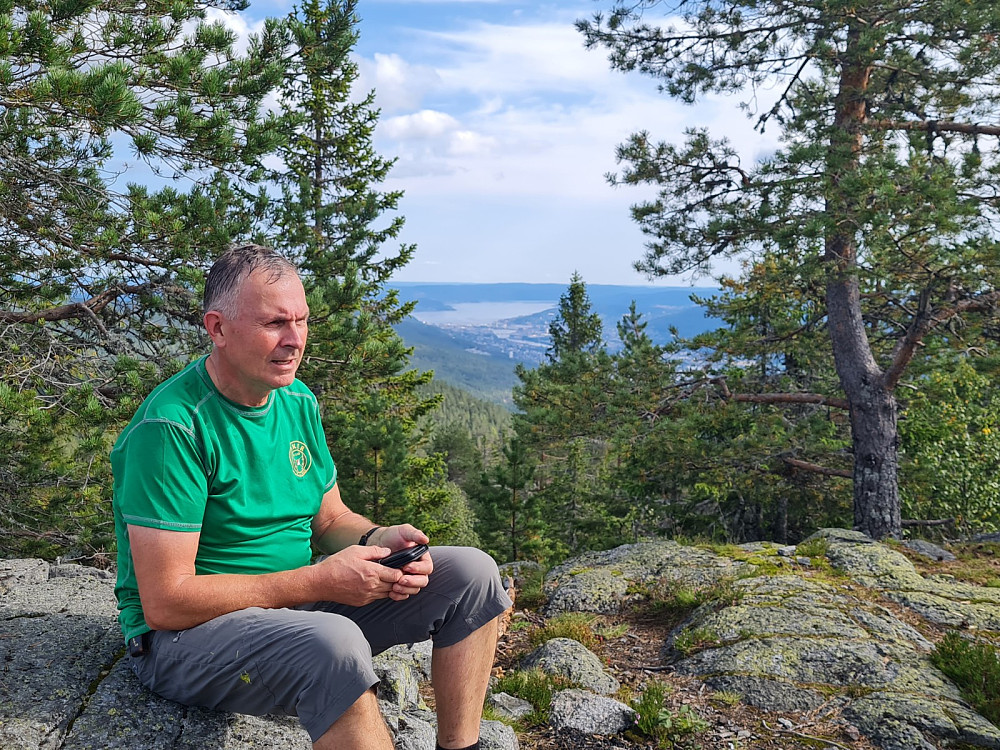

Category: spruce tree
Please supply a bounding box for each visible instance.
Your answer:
[267,0,442,526]
[514,274,614,556]
[473,437,545,562]
[547,272,604,362]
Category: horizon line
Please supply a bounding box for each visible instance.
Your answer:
[392,280,720,288]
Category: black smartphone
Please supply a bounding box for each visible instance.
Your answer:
[379,543,429,569]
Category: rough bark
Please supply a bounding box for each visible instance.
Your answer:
[824,26,901,539]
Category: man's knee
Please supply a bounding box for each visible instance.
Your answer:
[290,614,381,741]
[426,546,511,648]
[438,546,503,593]
[302,611,375,671]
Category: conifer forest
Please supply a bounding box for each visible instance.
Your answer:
[3,0,1000,568]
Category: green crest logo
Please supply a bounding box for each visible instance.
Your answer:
[289,441,312,478]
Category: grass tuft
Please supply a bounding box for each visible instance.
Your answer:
[493,668,573,726]
[795,536,830,559]
[629,680,709,748]
[529,612,602,650]
[630,576,744,623]
[710,690,743,706]
[672,626,722,657]
[930,630,1000,726]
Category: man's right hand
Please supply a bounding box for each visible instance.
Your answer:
[311,545,405,606]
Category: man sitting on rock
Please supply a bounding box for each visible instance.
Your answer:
[110,244,511,750]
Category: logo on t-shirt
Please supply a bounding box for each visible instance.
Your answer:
[289,441,313,477]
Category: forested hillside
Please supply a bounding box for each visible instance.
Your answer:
[418,381,512,447]
[397,318,520,405]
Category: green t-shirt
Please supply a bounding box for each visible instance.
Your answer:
[111,356,337,643]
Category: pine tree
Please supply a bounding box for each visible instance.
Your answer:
[580,0,1000,538]
[0,0,286,556]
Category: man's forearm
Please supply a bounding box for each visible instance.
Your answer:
[139,562,327,632]
[310,482,387,555]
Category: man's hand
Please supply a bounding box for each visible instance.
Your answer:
[308,545,403,605]
[313,539,430,603]
[310,486,432,601]
[367,524,433,601]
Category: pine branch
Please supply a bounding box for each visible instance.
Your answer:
[713,377,850,410]
[901,518,956,528]
[782,456,852,479]
[869,118,1000,137]
[885,290,1000,390]
[0,283,153,324]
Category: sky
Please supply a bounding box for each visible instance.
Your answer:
[234,0,782,286]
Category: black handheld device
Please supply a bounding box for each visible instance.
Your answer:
[379,543,429,569]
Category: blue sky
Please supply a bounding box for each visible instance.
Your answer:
[228,0,781,285]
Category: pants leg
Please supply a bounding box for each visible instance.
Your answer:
[130,606,378,742]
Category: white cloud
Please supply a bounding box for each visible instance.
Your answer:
[357,53,443,115]
[382,110,461,140]
[360,13,779,206]
[424,21,612,94]
[448,130,497,156]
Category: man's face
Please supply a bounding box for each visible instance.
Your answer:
[211,269,309,406]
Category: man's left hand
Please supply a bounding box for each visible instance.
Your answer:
[373,524,432,600]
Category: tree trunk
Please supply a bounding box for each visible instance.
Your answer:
[825,271,902,539]
[824,26,902,539]
[777,494,788,545]
[849,387,901,539]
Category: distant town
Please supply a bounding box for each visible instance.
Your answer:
[393,282,721,402]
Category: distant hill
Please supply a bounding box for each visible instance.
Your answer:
[395,281,720,348]
[394,282,723,406]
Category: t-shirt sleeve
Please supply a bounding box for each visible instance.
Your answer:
[319,433,337,492]
[115,419,208,532]
[306,390,337,492]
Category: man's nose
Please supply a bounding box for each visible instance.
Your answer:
[282,323,306,348]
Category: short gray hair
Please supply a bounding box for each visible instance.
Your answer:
[203,244,299,318]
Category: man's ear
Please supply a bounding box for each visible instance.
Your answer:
[204,310,225,346]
